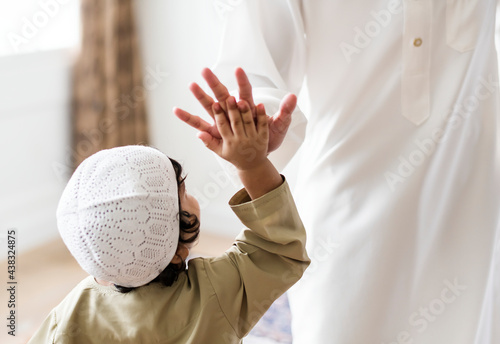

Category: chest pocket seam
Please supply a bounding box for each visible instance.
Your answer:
[446,0,482,52]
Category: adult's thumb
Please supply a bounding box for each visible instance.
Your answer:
[197,132,220,153]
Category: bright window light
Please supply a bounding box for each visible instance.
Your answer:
[0,0,80,56]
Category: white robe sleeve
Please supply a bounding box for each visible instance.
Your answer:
[209,0,307,181]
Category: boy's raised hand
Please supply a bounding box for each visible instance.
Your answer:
[198,96,268,171]
[197,96,282,200]
[173,68,297,154]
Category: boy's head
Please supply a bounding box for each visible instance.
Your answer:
[57,145,199,289]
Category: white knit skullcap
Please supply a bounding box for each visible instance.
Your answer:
[57,145,180,288]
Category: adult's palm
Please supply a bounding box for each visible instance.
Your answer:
[174,67,297,153]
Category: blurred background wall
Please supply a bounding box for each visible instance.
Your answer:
[0,0,244,257]
[0,0,79,255]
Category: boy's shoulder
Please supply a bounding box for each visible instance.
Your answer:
[47,267,231,341]
[54,264,219,317]
[53,276,107,315]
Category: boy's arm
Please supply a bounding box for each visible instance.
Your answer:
[201,177,310,338]
[184,95,309,338]
[236,158,282,200]
[27,311,57,343]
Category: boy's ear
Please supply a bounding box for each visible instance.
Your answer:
[170,254,182,265]
[170,245,189,264]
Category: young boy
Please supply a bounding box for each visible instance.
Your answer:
[28,97,310,343]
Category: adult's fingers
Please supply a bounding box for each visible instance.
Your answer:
[202,68,230,111]
[235,67,256,113]
[189,82,215,118]
[271,93,297,134]
[238,100,256,137]
[226,97,245,137]
[173,107,212,132]
[173,107,222,139]
[279,93,297,116]
[197,131,221,154]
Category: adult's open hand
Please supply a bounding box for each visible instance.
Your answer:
[173,67,297,153]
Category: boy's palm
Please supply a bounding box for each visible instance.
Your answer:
[198,97,269,171]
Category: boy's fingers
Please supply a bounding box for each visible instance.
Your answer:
[213,102,233,138]
[238,100,256,137]
[235,67,256,113]
[202,68,229,112]
[256,103,269,138]
[226,97,246,137]
[189,83,215,118]
[197,132,222,154]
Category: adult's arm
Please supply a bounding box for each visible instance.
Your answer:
[210,0,308,172]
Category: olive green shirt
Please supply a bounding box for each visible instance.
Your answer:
[28,179,310,344]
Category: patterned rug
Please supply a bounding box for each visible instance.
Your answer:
[246,293,292,344]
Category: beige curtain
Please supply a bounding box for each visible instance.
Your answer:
[72,0,148,167]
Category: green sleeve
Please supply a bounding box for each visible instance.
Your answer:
[27,310,57,344]
[203,178,310,338]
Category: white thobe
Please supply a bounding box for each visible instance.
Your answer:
[209,0,500,343]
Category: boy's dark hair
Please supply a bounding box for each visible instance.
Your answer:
[114,157,200,293]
